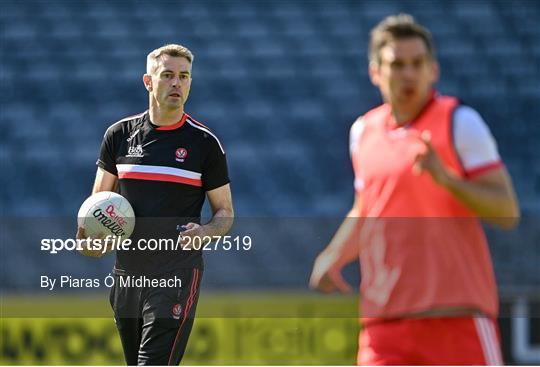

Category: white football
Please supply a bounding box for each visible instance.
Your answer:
[77,191,135,239]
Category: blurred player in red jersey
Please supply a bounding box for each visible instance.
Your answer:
[310,14,520,365]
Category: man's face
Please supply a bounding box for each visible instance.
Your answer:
[144,55,192,110]
[370,37,438,109]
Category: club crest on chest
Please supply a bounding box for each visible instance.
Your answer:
[175,147,188,163]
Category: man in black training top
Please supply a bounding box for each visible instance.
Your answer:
[77,44,234,365]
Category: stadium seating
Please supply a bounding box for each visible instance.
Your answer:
[1,0,539,290]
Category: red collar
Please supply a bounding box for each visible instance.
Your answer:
[154,113,188,131]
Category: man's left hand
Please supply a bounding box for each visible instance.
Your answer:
[178,222,207,250]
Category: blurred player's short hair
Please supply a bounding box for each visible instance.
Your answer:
[369,14,435,64]
[146,44,194,75]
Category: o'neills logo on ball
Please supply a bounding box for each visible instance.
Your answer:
[175,147,188,162]
[93,204,128,236]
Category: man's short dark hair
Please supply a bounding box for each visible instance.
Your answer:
[369,14,436,64]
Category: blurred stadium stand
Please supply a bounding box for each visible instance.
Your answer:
[1,0,539,291]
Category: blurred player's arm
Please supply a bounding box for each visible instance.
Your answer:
[309,194,362,293]
[415,107,520,229]
[414,131,520,229]
[436,162,518,229]
[181,183,234,243]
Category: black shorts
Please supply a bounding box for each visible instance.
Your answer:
[109,268,202,365]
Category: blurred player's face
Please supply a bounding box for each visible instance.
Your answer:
[369,37,438,117]
[144,55,192,111]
